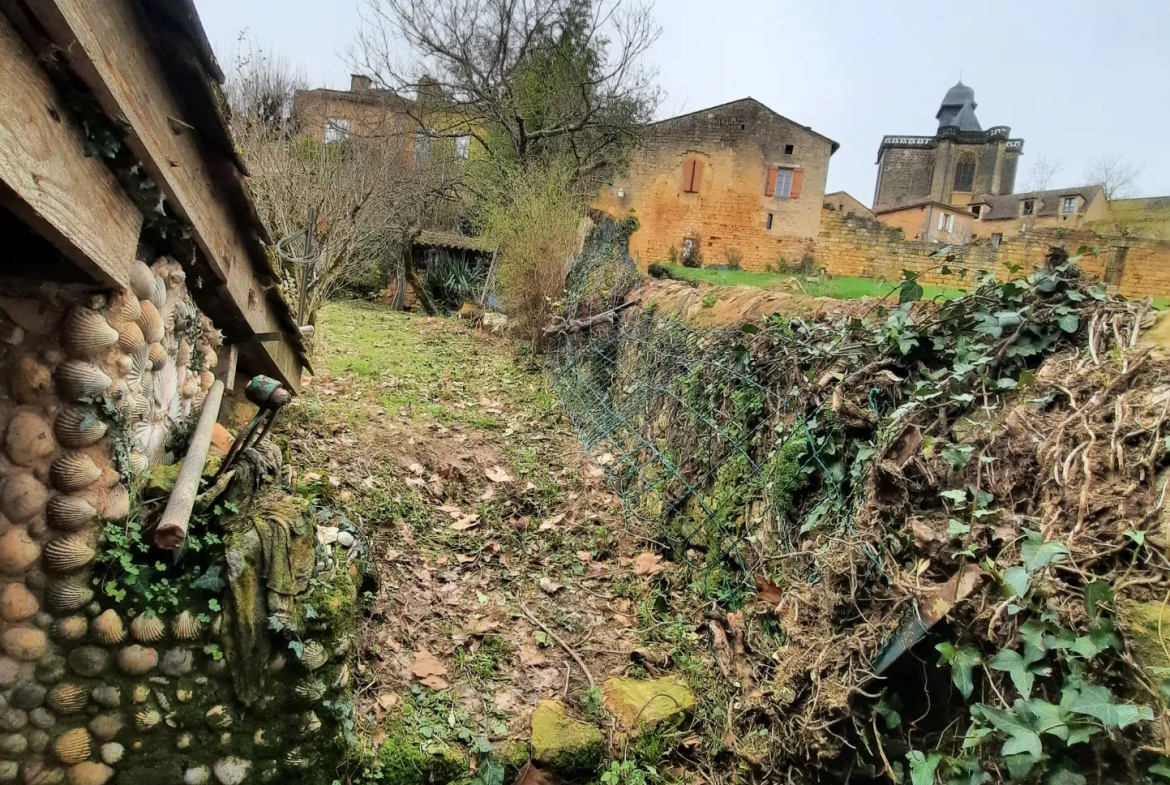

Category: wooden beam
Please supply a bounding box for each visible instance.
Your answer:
[0,10,140,287]
[23,0,301,391]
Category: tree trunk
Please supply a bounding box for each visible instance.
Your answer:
[402,244,438,315]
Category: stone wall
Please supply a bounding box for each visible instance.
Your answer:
[0,263,356,785]
[816,206,1170,298]
[594,99,834,272]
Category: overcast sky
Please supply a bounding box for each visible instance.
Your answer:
[196,0,1169,205]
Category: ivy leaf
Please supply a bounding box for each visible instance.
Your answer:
[1065,723,1099,746]
[941,445,974,470]
[947,519,971,536]
[1023,698,1069,741]
[1068,685,1154,729]
[1046,768,1087,785]
[906,750,942,785]
[899,279,924,305]
[288,640,305,660]
[978,704,1042,758]
[1021,539,1070,573]
[1149,761,1170,780]
[940,489,968,504]
[937,642,981,699]
[192,565,226,592]
[1057,313,1080,333]
[989,649,1048,697]
[1003,566,1030,598]
[1083,581,1113,620]
[1070,635,1106,660]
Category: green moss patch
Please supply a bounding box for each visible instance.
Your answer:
[530,699,603,776]
[602,676,696,736]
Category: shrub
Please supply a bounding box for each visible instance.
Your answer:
[681,238,702,268]
[422,251,487,314]
[667,246,680,265]
[647,264,675,280]
[725,248,743,270]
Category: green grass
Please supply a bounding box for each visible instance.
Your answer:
[658,264,967,302]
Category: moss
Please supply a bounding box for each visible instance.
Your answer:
[370,734,469,785]
[530,700,603,776]
[601,677,696,736]
[1124,601,1170,672]
[494,739,530,776]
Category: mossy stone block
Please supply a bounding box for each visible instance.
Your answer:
[1124,601,1170,672]
[602,676,696,735]
[530,700,602,776]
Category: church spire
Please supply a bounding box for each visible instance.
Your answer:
[936,81,981,132]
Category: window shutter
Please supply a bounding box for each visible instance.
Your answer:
[681,159,695,192]
[790,169,803,199]
[690,160,704,192]
[765,166,778,197]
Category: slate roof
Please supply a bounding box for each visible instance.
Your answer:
[972,185,1105,220]
[936,81,981,131]
[651,97,840,154]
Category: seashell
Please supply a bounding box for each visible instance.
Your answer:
[116,645,157,675]
[43,536,96,573]
[90,610,124,644]
[284,749,311,769]
[180,375,200,400]
[170,611,202,641]
[53,726,91,764]
[301,640,327,671]
[203,348,218,370]
[294,679,326,702]
[130,262,156,302]
[110,289,142,325]
[116,320,145,354]
[50,453,102,493]
[334,662,350,690]
[116,391,150,421]
[0,472,48,523]
[47,495,97,532]
[45,577,94,614]
[298,712,321,736]
[61,308,119,359]
[55,361,112,402]
[138,301,164,344]
[0,528,41,575]
[128,451,149,475]
[54,408,107,448]
[103,485,130,522]
[11,354,54,404]
[5,410,55,467]
[134,709,160,731]
[204,705,232,729]
[52,615,88,643]
[147,342,167,370]
[150,277,167,311]
[124,347,150,394]
[200,369,213,392]
[130,613,164,643]
[47,683,89,714]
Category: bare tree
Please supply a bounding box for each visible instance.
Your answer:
[350,0,662,186]
[1025,154,1063,194]
[1084,154,1141,201]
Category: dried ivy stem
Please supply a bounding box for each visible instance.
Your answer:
[521,604,595,689]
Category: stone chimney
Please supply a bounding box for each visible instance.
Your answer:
[350,74,372,92]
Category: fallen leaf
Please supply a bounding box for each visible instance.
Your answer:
[376,692,399,710]
[613,613,631,627]
[438,504,463,518]
[511,761,563,785]
[539,513,566,531]
[480,487,496,501]
[408,462,424,475]
[419,674,449,690]
[519,644,548,667]
[576,551,592,562]
[596,452,615,466]
[456,554,475,564]
[754,574,782,605]
[410,651,448,689]
[468,616,499,634]
[486,466,514,483]
[633,552,664,577]
[539,577,563,594]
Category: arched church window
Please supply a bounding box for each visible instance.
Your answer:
[953,154,976,192]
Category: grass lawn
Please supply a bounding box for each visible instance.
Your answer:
[657,263,967,301]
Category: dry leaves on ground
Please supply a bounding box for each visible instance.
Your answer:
[633,551,664,576]
[410,650,449,690]
[485,466,514,483]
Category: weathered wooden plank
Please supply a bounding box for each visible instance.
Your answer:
[0,10,141,287]
[23,0,301,390]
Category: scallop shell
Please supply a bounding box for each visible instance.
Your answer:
[203,348,218,370]
[170,611,202,641]
[52,615,88,644]
[56,361,112,402]
[134,709,161,731]
[124,347,150,394]
[46,495,97,532]
[47,683,89,714]
[130,613,165,643]
[103,485,130,522]
[53,727,91,764]
[110,289,142,325]
[116,391,150,421]
[116,321,145,354]
[177,339,193,369]
[180,376,200,400]
[45,577,94,614]
[130,262,156,302]
[43,536,96,573]
[128,451,149,474]
[294,679,326,702]
[54,408,107,449]
[150,278,167,311]
[200,369,213,392]
[298,712,322,736]
[138,301,164,344]
[50,453,102,493]
[301,640,327,671]
[62,308,119,359]
[90,609,124,644]
[147,342,167,370]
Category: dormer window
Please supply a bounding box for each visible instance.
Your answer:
[971,205,981,218]
[1022,200,1034,216]
[1061,197,1076,214]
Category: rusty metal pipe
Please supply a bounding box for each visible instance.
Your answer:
[155,379,225,550]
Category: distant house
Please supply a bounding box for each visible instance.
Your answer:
[824,191,874,219]
[876,201,975,244]
[593,98,839,271]
[971,185,1109,242]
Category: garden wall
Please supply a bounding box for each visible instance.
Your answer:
[816,206,1170,298]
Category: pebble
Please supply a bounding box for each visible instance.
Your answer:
[212,757,251,785]
[337,531,356,548]
[100,742,124,765]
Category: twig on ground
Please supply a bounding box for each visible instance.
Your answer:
[521,604,595,689]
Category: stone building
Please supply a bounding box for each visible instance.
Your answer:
[592,98,838,271]
[823,192,874,220]
[875,201,976,244]
[873,82,1024,212]
[971,185,1109,241]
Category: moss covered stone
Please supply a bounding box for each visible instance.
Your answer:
[493,739,530,776]
[530,700,603,776]
[602,676,696,736]
[1124,601,1170,672]
[373,735,469,785]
